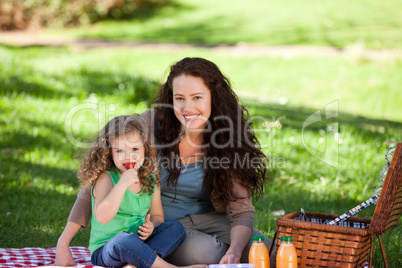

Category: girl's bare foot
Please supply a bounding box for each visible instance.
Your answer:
[123,264,137,268]
[152,256,207,268]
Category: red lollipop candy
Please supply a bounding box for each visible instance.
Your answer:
[123,162,136,169]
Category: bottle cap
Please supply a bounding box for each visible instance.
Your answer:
[251,235,264,241]
[280,236,293,242]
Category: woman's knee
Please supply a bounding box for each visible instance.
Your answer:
[166,229,228,265]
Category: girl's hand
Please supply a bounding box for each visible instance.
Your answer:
[120,169,140,188]
[138,214,154,240]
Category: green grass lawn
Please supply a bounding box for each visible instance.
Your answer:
[45,0,402,49]
[1,44,401,266]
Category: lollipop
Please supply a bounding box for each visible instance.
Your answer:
[123,162,136,169]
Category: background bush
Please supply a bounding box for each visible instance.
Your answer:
[0,0,172,30]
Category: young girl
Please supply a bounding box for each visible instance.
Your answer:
[79,114,206,268]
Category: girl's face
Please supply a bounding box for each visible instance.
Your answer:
[110,131,145,174]
[172,75,212,131]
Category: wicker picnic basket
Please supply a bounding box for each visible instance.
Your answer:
[269,143,402,268]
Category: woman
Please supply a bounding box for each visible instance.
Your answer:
[55,57,272,266]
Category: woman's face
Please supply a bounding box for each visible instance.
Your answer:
[172,75,212,131]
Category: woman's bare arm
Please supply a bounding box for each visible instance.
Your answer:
[53,221,81,266]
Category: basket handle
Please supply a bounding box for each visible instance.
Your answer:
[268,229,278,256]
[377,234,389,268]
[368,234,389,268]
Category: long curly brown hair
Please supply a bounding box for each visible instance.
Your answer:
[153,57,269,203]
[78,114,158,195]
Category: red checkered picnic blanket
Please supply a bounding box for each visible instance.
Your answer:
[0,246,103,268]
[0,246,374,268]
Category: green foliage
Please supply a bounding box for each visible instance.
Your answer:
[0,45,401,266]
[0,0,172,30]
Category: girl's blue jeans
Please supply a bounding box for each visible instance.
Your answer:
[91,220,186,268]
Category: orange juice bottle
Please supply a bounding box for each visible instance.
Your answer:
[276,236,297,268]
[249,235,270,268]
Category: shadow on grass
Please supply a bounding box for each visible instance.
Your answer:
[65,67,160,104]
[244,100,402,145]
[0,73,75,100]
[2,158,78,186]
[0,48,160,105]
[1,116,77,150]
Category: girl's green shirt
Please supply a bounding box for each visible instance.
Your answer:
[88,169,156,254]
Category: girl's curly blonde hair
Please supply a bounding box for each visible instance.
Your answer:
[78,114,158,195]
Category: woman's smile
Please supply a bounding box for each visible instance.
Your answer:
[183,114,200,120]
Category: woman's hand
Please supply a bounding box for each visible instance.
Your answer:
[51,221,81,266]
[220,225,252,264]
[53,242,76,266]
[138,214,154,240]
[219,251,241,264]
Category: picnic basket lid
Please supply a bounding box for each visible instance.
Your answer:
[368,142,402,235]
